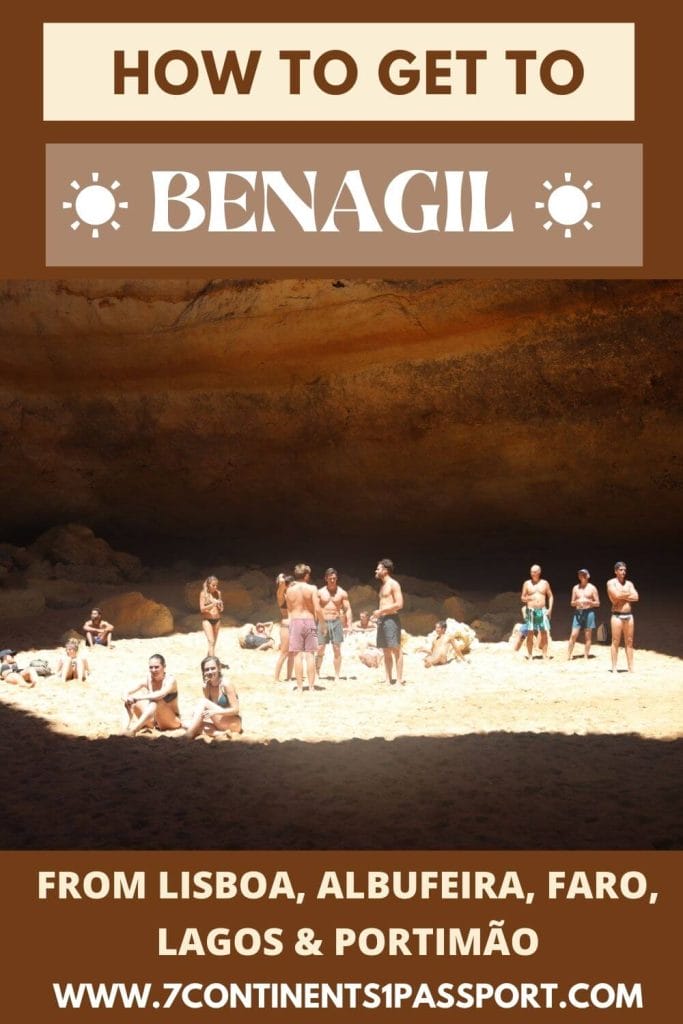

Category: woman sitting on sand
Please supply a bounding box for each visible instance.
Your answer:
[56,637,90,682]
[183,656,241,740]
[122,653,182,736]
[199,575,223,658]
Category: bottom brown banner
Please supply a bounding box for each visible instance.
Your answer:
[2,850,678,1021]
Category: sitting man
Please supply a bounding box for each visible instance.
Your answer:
[83,608,114,649]
[0,648,39,687]
[418,620,464,667]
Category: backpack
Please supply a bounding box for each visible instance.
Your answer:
[29,658,52,676]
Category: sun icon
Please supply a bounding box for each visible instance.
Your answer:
[62,172,128,238]
[535,172,601,239]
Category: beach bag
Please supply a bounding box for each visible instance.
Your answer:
[596,622,609,643]
[29,658,52,676]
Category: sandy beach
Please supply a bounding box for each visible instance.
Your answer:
[1,621,681,850]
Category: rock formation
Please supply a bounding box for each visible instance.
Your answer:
[0,279,680,565]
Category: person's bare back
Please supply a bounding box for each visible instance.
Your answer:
[286,580,319,620]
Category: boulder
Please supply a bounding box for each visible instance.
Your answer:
[482,610,522,634]
[221,585,254,620]
[402,594,443,617]
[487,591,524,615]
[470,618,506,643]
[60,629,86,645]
[27,578,92,610]
[399,575,452,599]
[28,524,142,582]
[0,542,31,570]
[442,594,479,623]
[401,611,441,637]
[99,592,174,639]
[348,585,377,613]
[184,579,203,611]
[112,550,143,581]
[0,587,46,619]
[233,569,272,600]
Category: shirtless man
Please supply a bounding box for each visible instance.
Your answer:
[285,563,323,693]
[315,568,352,683]
[83,608,114,649]
[372,558,404,685]
[606,561,639,673]
[520,564,554,660]
[567,569,600,660]
[420,620,453,668]
[351,611,375,633]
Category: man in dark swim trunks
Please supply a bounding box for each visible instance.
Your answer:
[372,558,405,686]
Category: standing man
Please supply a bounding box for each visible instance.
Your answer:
[521,564,554,660]
[606,561,639,673]
[316,568,352,683]
[286,564,322,694]
[372,558,405,685]
[567,569,600,660]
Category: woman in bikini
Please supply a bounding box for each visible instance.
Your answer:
[121,653,182,736]
[199,575,223,658]
[183,656,241,739]
[273,573,295,682]
[57,637,90,682]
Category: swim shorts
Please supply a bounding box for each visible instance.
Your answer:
[376,613,402,649]
[317,618,344,645]
[525,607,550,632]
[288,618,319,654]
[572,609,596,631]
[244,633,270,649]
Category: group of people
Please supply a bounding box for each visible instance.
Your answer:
[0,606,115,689]
[1,557,642,741]
[272,560,406,691]
[513,561,639,671]
[197,560,407,691]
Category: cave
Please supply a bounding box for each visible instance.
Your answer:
[1,278,680,592]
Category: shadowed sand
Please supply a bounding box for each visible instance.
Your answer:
[1,626,681,849]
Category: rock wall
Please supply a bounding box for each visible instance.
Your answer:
[0,279,681,559]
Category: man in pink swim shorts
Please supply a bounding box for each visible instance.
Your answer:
[285,563,322,694]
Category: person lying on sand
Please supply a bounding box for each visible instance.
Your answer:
[121,653,182,736]
[83,608,114,649]
[0,648,39,688]
[242,621,276,650]
[56,637,90,682]
[183,656,242,740]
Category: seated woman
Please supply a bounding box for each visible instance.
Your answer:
[121,653,182,736]
[183,656,242,740]
[56,637,90,682]
[83,608,114,648]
